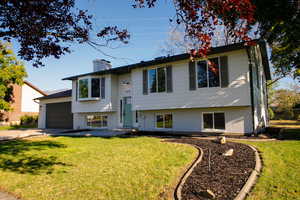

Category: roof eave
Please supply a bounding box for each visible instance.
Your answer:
[62,41,253,81]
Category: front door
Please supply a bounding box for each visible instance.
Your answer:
[123,97,132,128]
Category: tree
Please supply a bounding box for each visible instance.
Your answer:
[272,86,300,120]
[0,42,27,112]
[160,25,237,56]
[0,0,129,67]
[267,81,278,120]
[1,0,298,79]
[134,0,300,80]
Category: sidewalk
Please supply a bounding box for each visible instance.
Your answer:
[0,129,45,141]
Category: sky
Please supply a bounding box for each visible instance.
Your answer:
[12,0,294,92]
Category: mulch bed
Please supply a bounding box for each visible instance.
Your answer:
[167,139,255,200]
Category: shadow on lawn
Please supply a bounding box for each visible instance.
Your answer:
[0,140,69,174]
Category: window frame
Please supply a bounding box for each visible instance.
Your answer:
[155,113,173,129]
[202,112,225,131]
[86,114,108,128]
[148,66,167,93]
[77,76,102,101]
[196,57,222,89]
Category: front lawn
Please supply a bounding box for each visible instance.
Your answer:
[242,140,300,200]
[0,136,197,200]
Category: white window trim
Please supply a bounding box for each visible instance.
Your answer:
[196,57,222,89]
[86,114,108,129]
[155,113,173,129]
[148,66,167,94]
[78,76,101,101]
[202,112,225,132]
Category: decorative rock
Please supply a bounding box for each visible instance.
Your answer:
[198,189,216,199]
[219,136,226,144]
[223,148,234,156]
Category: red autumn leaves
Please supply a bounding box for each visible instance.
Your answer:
[134,0,257,58]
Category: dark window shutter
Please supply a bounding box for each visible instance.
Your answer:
[166,65,173,93]
[220,56,229,88]
[189,61,196,90]
[143,69,148,95]
[101,77,105,99]
[75,80,78,101]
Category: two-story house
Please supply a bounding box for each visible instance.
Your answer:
[37,41,271,134]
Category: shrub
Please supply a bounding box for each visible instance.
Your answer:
[20,115,38,126]
[268,107,275,120]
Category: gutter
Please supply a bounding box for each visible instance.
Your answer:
[246,47,256,135]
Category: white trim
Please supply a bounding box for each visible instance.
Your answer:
[202,111,225,131]
[196,56,222,89]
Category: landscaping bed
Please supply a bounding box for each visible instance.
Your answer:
[168,139,256,200]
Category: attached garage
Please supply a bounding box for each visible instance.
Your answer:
[46,102,73,129]
[36,90,73,129]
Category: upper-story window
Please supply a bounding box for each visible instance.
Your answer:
[149,67,166,93]
[78,77,104,100]
[91,78,100,98]
[197,57,220,88]
[79,79,89,98]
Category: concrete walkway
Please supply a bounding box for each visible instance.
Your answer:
[46,129,129,137]
[0,129,45,141]
[0,128,129,141]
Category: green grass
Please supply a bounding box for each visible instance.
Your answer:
[0,137,197,200]
[0,124,37,130]
[241,140,300,200]
[270,120,300,129]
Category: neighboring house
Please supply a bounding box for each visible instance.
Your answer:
[0,81,46,125]
[37,41,271,134]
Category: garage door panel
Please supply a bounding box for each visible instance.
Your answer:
[46,102,73,129]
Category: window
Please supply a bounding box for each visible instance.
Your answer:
[148,67,166,93]
[79,79,88,98]
[197,61,208,87]
[78,77,103,100]
[203,112,225,130]
[208,58,220,87]
[91,78,100,98]
[156,114,173,128]
[157,67,166,92]
[164,114,172,128]
[149,69,157,93]
[197,57,220,88]
[86,115,108,128]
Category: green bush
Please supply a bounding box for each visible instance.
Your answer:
[268,107,275,120]
[20,115,38,126]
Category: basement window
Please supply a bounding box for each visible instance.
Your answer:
[156,113,173,129]
[203,112,225,130]
[86,115,108,128]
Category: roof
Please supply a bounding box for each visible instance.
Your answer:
[62,41,253,81]
[24,81,47,96]
[62,40,271,81]
[36,89,72,100]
